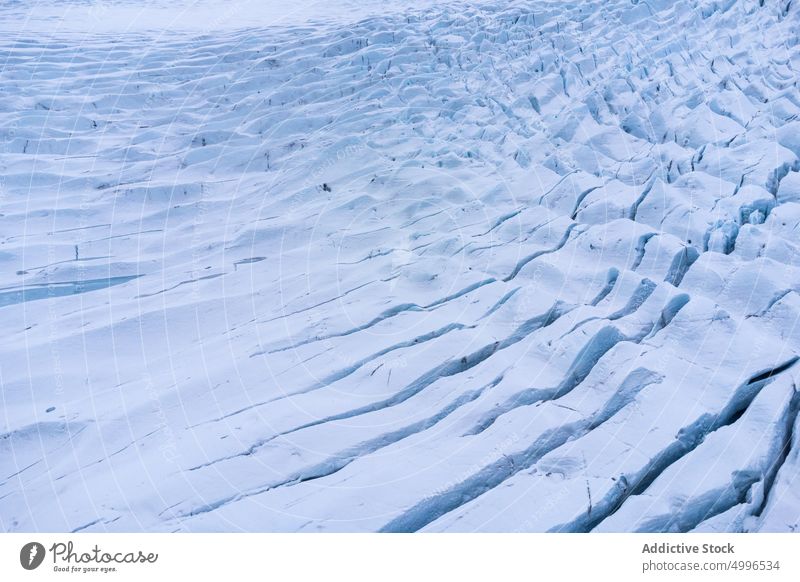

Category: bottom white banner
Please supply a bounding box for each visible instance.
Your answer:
[1,533,797,581]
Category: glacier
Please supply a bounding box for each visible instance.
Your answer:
[1,0,799,533]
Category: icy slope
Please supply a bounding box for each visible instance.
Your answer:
[1,0,799,533]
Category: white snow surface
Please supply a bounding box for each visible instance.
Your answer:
[1,0,800,533]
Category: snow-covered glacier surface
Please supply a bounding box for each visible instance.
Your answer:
[1,0,800,533]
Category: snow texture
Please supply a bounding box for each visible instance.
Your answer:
[1,0,799,533]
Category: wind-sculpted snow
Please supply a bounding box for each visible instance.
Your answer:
[1,0,799,533]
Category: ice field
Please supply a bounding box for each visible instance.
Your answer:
[1,0,800,532]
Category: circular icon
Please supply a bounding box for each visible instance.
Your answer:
[20,542,46,570]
